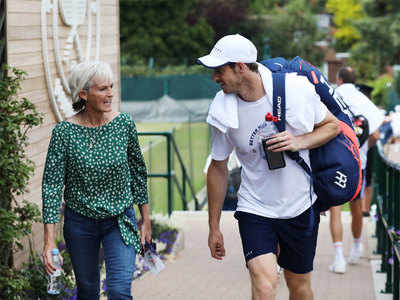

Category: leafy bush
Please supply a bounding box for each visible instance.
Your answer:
[0,66,44,298]
[371,74,393,108]
[392,71,400,96]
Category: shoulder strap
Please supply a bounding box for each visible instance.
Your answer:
[272,73,286,131]
[271,73,312,176]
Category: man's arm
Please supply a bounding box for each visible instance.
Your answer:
[368,129,380,148]
[207,158,229,260]
[266,110,340,152]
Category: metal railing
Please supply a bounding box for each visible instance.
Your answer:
[138,131,202,216]
[373,142,400,300]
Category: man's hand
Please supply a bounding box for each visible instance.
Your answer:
[265,130,303,152]
[266,111,340,152]
[208,229,226,260]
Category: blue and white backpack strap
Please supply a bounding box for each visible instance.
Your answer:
[271,72,315,234]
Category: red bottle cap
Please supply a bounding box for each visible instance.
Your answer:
[265,113,273,121]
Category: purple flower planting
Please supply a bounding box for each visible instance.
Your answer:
[102,278,107,292]
[57,241,66,252]
[133,228,178,279]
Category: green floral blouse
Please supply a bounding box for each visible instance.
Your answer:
[42,113,148,253]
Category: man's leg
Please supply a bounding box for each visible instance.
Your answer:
[234,211,279,300]
[362,185,372,216]
[277,206,319,297]
[349,198,363,264]
[362,149,374,216]
[247,253,278,300]
[330,205,343,243]
[329,205,346,273]
[284,270,313,300]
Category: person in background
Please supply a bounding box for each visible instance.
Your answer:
[42,61,151,300]
[198,34,340,300]
[361,148,374,217]
[329,66,384,274]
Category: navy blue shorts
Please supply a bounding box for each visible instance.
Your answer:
[234,206,320,274]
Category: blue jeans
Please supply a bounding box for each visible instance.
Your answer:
[63,207,137,300]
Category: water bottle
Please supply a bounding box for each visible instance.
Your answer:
[142,242,165,275]
[47,248,62,295]
[259,120,277,142]
[259,115,286,170]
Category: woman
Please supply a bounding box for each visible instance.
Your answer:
[42,61,151,300]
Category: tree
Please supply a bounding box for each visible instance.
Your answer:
[264,0,325,65]
[196,0,249,41]
[204,0,325,66]
[249,0,288,14]
[120,0,214,67]
[326,0,364,51]
[349,0,400,78]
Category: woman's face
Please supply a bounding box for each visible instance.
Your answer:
[81,77,114,113]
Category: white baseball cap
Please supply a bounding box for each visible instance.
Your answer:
[197,34,257,68]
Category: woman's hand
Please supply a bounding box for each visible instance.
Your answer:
[139,204,152,245]
[140,218,152,245]
[43,224,63,275]
[42,242,63,275]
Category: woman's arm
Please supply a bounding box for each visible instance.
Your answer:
[127,118,149,205]
[41,127,66,273]
[126,117,152,244]
[43,223,63,274]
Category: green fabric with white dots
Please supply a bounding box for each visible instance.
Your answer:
[42,113,148,252]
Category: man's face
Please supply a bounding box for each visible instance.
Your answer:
[212,64,241,94]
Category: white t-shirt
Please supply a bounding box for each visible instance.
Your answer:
[391,112,400,137]
[211,71,327,219]
[336,84,384,169]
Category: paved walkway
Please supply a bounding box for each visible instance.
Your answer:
[131,211,377,300]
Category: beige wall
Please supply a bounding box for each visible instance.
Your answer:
[7,0,121,266]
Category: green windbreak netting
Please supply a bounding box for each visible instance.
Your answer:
[122,74,220,101]
[167,74,219,100]
[388,88,400,112]
[121,77,164,101]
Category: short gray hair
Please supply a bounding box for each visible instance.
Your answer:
[68,61,114,111]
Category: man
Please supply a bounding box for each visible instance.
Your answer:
[329,66,384,274]
[197,34,340,300]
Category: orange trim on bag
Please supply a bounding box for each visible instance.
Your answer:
[339,121,362,201]
[311,71,319,84]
